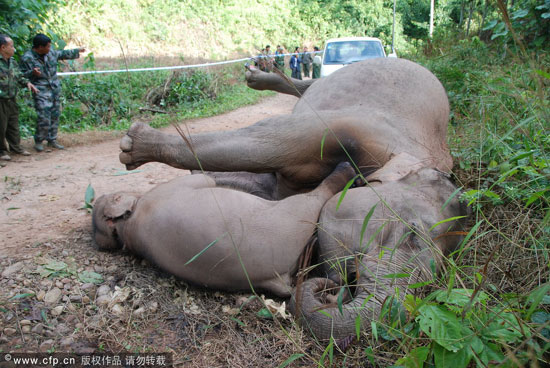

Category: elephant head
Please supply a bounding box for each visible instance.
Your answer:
[92,192,140,250]
[290,154,469,341]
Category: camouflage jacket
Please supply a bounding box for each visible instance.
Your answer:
[274,51,285,66]
[20,48,80,92]
[0,57,29,99]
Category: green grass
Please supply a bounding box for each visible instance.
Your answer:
[362,36,550,368]
[16,60,274,138]
[150,84,275,129]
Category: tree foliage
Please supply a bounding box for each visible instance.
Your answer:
[0,0,66,59]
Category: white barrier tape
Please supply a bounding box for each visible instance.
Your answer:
[57,51,323,77]
[57,57,250,76]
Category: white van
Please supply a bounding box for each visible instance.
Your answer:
[320,37,387,78]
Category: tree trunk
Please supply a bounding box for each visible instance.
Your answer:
[466,0,475,37]
[429,0,435,38]
[479,0,490,37]
[459,0,465,28]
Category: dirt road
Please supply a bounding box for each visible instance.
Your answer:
[0,93,297,257]
[0,93,317,365]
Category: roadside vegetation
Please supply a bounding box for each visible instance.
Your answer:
[376,34,549,368]
[1,0,548,366]
[16,58,274,139]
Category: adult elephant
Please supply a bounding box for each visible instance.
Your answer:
[290,154,469,341]
[119,58,452,199]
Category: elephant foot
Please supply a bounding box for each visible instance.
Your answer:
[119,122,162,170]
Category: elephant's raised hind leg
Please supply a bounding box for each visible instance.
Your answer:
[245,66,316,97]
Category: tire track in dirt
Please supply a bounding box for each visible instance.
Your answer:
[0,93,297,257]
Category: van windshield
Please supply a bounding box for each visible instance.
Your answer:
[323,40,385,65]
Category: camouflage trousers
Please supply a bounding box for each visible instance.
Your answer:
[33,87,61,143]
[312,64,321,79]
[0,97,24,154]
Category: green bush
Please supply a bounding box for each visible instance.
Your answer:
[15,56,273,138]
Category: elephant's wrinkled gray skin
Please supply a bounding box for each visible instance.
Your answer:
[92,163,356,297]
[119,58,452,199]
[244,65,315,97]
[289,154,469,341]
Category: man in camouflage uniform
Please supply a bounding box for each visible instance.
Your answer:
[20,34,85,151]
[274,45,285,72]
[0,34,37,164]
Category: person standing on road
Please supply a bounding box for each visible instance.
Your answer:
[264,45,274,72]
[20,34,85,152]
[289,47,302,80]
[301,46,312,78]
[274,45,285,72]
[0,34,37,164]
[312,46,322,79]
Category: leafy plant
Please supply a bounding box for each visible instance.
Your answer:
[388,288,541,367]
[0,0,65,59]
[82,183,95,211]
[483,0,550,48]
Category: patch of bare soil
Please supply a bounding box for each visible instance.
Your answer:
[0,93,297,256]
[2,94,352,366]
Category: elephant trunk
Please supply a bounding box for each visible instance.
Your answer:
[290,248,433,341]
[290,277,383,341]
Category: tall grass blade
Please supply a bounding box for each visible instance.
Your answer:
[441,187,463,211]
[355,314,362,340]
[363,222,388,253]
[485,116,535,153]
[452,220,484,259]
[525,188,549,207]
[278,354,304,368]
[359,204,377,249]
[429,216,467,231]
[320,128,329,160]
[319,337,334,368]
[337,287,346,316]
[364,347,375,365]
[335,175,358,211]
[371,321,378,341]
[184,233,226,265]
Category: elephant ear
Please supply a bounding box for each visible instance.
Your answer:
[104,193,137,219]
[366,152,426,183]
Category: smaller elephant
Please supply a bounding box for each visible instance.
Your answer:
[290,153,469,340]
[92,162,356,297]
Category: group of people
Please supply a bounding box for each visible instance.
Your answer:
[0,33,85,167]
[256,44,322,80]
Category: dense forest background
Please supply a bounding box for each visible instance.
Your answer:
[2,0,548,58]
[1,0,549,366]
